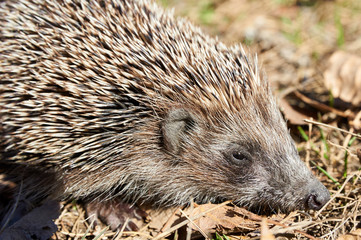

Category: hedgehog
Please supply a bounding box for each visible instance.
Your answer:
[0,0,329,230]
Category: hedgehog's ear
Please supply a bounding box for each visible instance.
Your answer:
[162,108,196,154]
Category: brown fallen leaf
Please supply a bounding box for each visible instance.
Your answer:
[151,202,258,239]
[337,228,361,240]
[184,203,258,235]
[150,203,319,240]
[188,205,319,240]
[324,51,361,106]
[147,207,179,233]
[279,97,310,125]
[152,201,234,239]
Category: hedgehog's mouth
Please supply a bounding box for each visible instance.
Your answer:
[244,203,301,215]
[232,196,306,215]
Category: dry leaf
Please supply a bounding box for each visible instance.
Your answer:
[337,228,361,240]
[184,204,258,235]
[324,51,361,106]
[148,204,260,238]
[279,98,310,125]
[147,208,178,232]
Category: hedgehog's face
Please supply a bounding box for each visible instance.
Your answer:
[161,107,329,213]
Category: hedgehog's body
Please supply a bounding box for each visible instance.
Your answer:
[0,0,328,225]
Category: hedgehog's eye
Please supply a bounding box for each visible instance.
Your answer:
[232,152,249,162]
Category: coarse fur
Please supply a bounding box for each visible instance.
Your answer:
[0,0,328,214]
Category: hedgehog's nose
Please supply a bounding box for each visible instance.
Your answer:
[305,182,330,210]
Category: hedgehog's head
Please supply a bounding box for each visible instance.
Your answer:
[160,99,329,213]
[155,50,329,213]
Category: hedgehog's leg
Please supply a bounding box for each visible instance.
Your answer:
[85,199,147,231]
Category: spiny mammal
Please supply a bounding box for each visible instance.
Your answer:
[0,0,329,229]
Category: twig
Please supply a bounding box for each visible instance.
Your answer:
[114,218,129,240]
[304,119,361,138]
[235,208,321,240]
[327,141,357,157]
[305,120,313,168]
[316,170,361,217]
[160,208,181,232]
[294,91,351,118]
[179,209,209,239]
[186,199,194,240]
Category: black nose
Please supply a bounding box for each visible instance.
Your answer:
[306,190,330,210]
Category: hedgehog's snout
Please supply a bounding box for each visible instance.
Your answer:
[304,180,330,210]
